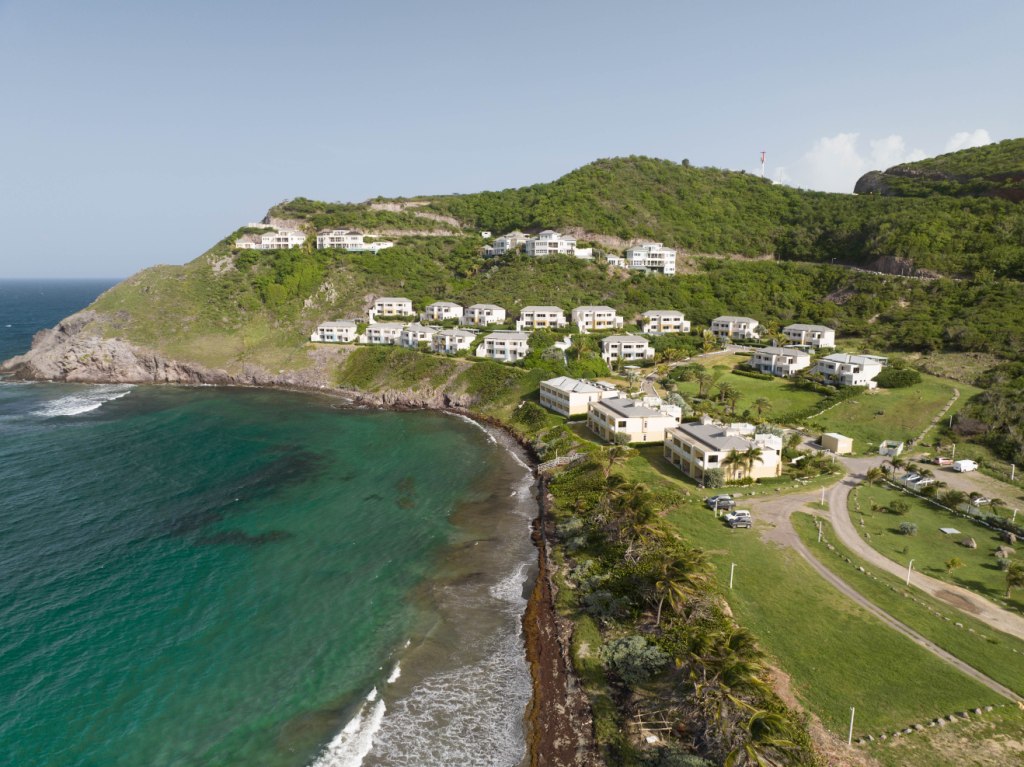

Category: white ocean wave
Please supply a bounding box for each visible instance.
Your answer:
[387,662,401,684]
[32,385,133,418]
[488,562,529,605]
[309,688,386,767]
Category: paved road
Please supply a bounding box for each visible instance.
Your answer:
[746,472,1024,702]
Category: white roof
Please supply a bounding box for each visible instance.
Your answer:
[785,323,834,333]
[642,310,685,318]
[468,303,504,311]
[821,353,884,365]
[402,323,438,333]
[318,319,358,328]
[426,301,462,308]
[543,376,604,394]
[366,322,405,330]
[602,334,649,345]
[484,331,529,341]
[521,305,564,313]
[593,397,664,419]
[714,315,758,324]
[436,328,476,338]
[573,305,616,313]
[375,297,412,304]
[755,346,811,359]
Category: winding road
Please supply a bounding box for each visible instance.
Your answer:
[746,455,1024,703]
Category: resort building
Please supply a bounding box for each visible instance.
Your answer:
[587,397,680,444]
[640,310,690,334]
[309,320,359,343]
[710,316,761,342]
[315,229,395,252]
[476,331,530,362]
[462,304,507,327]
[235,229,307,250]
[370,297,414,318]
[605,254,626,267]
[483,231,530,257]
[362,322,405,345]
[814,353,887,388]
[398,323,438,349]
[782,323,836,348]
[431,328,476,355]
[624,243,677,275]
[664,418,783,483]
[422,301,464,322]
[600,335,655,364]
[747,346,812,377]
[539,376,619,417]
[516,306,568,331]
[571,306,624,333]
[523,230,577,257]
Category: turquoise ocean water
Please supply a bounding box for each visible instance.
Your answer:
[0,281,536,767]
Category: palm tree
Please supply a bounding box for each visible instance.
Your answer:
[1006,561,1024,598]
[701,329,719,354]
[865,467,885,486]
[695,369,714,398]
[723,449,746,481]
[725,709,799,767]
[740,446,763,477]
[753,397,772,421]
[603,444,631,478]
[652,548,711,626]
[940,489,967,509]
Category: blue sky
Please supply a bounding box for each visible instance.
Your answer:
[0,0,1020,278]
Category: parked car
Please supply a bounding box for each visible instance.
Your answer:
[724,510,752,528]
[934,457,953,466]
[706,494,733,510]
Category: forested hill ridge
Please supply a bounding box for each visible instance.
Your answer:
[855,137,1024,202]
[272,145,1024,280]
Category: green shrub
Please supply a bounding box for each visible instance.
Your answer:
[601,635,670,685]
[703,468,725,488]
[898,522,918,536]
[877,367,922,388]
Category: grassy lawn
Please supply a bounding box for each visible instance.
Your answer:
[851,484,1024,613]
[810,374,959,452]
[660,496,997,734]
[860,703,1024,767]
[671,363,826,421]
[792,513,1024,697]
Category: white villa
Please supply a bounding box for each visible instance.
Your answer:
[747,346,812,377]
[600,335,654,364]
[362,322,405,345]
[814,353,887,388]
[640,310,690,334]
[571,306,624,333]
[523,230,577,257]
[476,331,530,362]
[483,231,530,257]
[710,316,761,341]
[399,323,438,349]
[310,320,358,343]
[783,323,836,348]
[422,301,464,322]
[539,376,619,417]
[432,328,476,355]
[316,229,395,252]
[516,306,568,331]
[605,254,626,267]
[624,243,677,275]
[587,397,680,444]
[462,304,507,327]
[371,297,414,318]
[664,418,783,483]
[236,229,307,250]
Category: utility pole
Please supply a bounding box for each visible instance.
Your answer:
[848,707,856,745]
[729,563,736,590]
[906,559,914,586]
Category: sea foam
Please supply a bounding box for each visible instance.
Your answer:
[32,385,133,417]
[309,689,387,767]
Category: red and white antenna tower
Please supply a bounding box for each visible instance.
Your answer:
[760,151,766,179]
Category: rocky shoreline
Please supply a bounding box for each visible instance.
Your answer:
[0,319,599,767]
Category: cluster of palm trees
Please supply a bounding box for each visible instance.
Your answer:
[559,448,810,765]
[722,446,765,482]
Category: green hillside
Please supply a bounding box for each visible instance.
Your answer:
[855,138,1024,202]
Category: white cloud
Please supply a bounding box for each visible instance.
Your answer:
[945,129,992,153]
[777,129,992,193]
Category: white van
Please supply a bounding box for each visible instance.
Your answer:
[952,459,978,473]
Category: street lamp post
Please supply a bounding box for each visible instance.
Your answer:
[906,559,914,586]
[848,707,856,745]
[729,563,736,590]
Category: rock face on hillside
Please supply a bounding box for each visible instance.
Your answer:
[0,311,477,410]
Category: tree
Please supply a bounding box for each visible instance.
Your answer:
[888,499,910,515]
[725,709,799,767]
[753,397,772,421]
[865,467,885,486]
[603,444,632,478]
[695,369,714,398]
[945,557,965,575]
[723,450,746,481]
[1006,561,1024,598]
[652,548,711,626]
[703,467,725,488]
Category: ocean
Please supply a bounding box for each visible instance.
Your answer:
[0,280,537,767]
